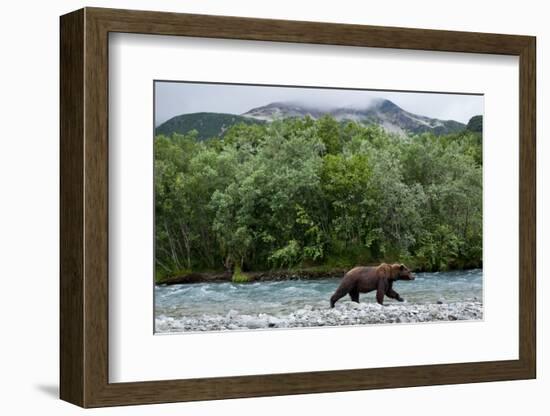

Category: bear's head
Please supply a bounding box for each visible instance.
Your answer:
[391,263,415,281]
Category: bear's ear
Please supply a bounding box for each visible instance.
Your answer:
[400,264,405,271]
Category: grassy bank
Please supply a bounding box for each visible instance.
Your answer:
[155,260,481,285]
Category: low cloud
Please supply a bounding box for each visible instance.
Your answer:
[155,81,483,125]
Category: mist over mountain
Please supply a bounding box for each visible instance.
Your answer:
[156,99,475,139]
[242,99,466,136]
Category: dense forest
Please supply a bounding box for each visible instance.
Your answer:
[154,116,482,282]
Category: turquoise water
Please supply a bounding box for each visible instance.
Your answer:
[155,269,482,319]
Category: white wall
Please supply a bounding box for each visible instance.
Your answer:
[0,0,545,414]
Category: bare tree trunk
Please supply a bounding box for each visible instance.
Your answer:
[164,221,181,270]
[179,220,192,270]
[155,258,173,273]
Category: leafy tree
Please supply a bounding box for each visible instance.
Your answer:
[466,115,483,133]
[316,115,342,155]
[154,116,482,280]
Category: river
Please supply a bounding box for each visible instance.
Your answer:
[155,269,483,333]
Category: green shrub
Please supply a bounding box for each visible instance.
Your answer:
[232,265,250,283]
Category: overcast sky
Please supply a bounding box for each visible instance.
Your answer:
[155,81,483,126]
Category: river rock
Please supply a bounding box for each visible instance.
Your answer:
[226,309,239,319]
[155,301,483,332]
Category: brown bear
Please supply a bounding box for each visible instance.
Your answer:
[330,263,415,307]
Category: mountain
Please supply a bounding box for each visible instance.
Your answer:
[242,101,328,121]
[243,99,466,136]
[155,112,263,140]
[155,99,470,139]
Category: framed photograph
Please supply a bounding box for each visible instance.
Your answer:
[60,7,536,408]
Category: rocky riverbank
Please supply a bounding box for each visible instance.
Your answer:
[155,300,483,333]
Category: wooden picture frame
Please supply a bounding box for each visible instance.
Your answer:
[60,7,536,408]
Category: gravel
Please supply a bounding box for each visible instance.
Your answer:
[155,301,483,333]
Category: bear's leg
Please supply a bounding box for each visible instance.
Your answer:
[330,285,349,308]
[387,288,404,302]
[376,279,387,305]
[349,288,360,303]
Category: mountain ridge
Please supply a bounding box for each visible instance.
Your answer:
[155,112,263,140]
[156,99,476,139]
[242,99,466,136]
